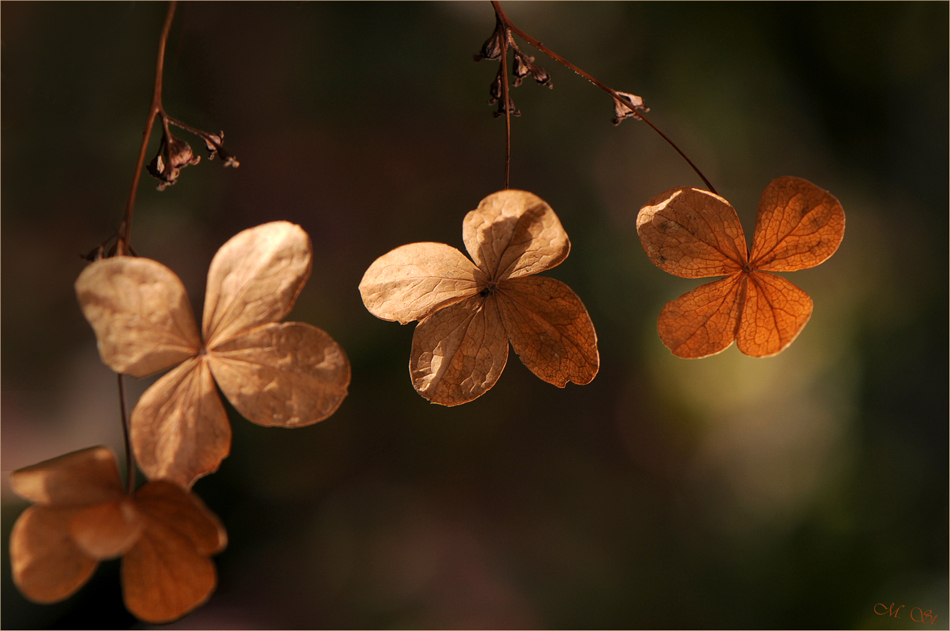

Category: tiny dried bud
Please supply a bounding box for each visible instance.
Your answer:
[146,133,200,191]
[489,73,504,105]
[612,91,649,125]
[513,52,532,82]
[474,25,505,62]
[493,93,520,118]
[202,131,240,168]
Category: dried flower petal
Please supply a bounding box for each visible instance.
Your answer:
[208,322,351,427]
[203,221,312,347]
[359,242,480,324]
[736,271,813,357]
[749,176,846,271]
[130,358,232,489]
[638,177,844,358]
[76,258,202,378]
[495,276,598,386]
[69,499,144,559]
[637,187,747,278]
[10,446,125,507]
[362,190,599,405]
[122,481,225,623]
[462,190,570,280]
[410,296,509,406]
[10,506,98,604]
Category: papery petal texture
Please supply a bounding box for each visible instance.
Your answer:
[359,242,479,324]
[657,275,744,359]
[203,221,312,347]
[134,481,227,557]
[410,297,509,406]
[208,322,351,427]
[10,446,124,507]
[76,258,202,378]
[496,276,599,386]
[750,176,846,271]
[10,506,98,603]
[122,517,218,624]
[736,272,813,357]
[130,357,232,489]
[463,190,570,280]
[637,187,747,278]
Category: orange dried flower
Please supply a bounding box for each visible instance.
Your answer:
[75,222,351,488]
[359,190,599,406]
[9,447,226,624]
[637,176,845,358]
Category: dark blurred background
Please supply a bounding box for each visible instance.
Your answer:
[2,2,947,628]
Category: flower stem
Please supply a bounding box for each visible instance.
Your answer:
[117,374,135,495]
[116,0,177,256]
[489,1,717,195]
[499,15,512,189]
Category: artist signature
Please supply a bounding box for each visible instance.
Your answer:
[874,602,939,625]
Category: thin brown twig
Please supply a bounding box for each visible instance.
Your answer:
[499,16,512,189]
[117,374,135,495]
[489,1,717,195]
[116,0,177,256]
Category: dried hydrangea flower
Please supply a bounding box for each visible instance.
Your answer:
[9,447,226,624]
[360,190,599,406]
[75,222,351,487]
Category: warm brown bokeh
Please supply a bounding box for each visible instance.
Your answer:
[360,190,599,405]
[8,447,226,624]
[637,176,845,358]
[75,222,351,487]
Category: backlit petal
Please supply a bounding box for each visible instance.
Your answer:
[10,506,98,604]
[749,176,846,272]
[736,271,813,357]
[496,276,599,386]
[637,187,747,278]
[657,274,744,358]
[10,446,124,507]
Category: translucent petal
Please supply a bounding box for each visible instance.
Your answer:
[657,275,744,358]
[749,176,846,272]
[122,515,218,624]
[495,276,599,386]
[736,272,813,357]
[134,481,227,556]
[69,499,144,559]
[10,506,98,604]
[637,187,747,278]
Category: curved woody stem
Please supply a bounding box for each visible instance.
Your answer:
[489,1,717,195]
[116,0,177,257]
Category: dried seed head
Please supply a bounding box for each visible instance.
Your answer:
[147,133,200,191]
[611,91,649,125]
